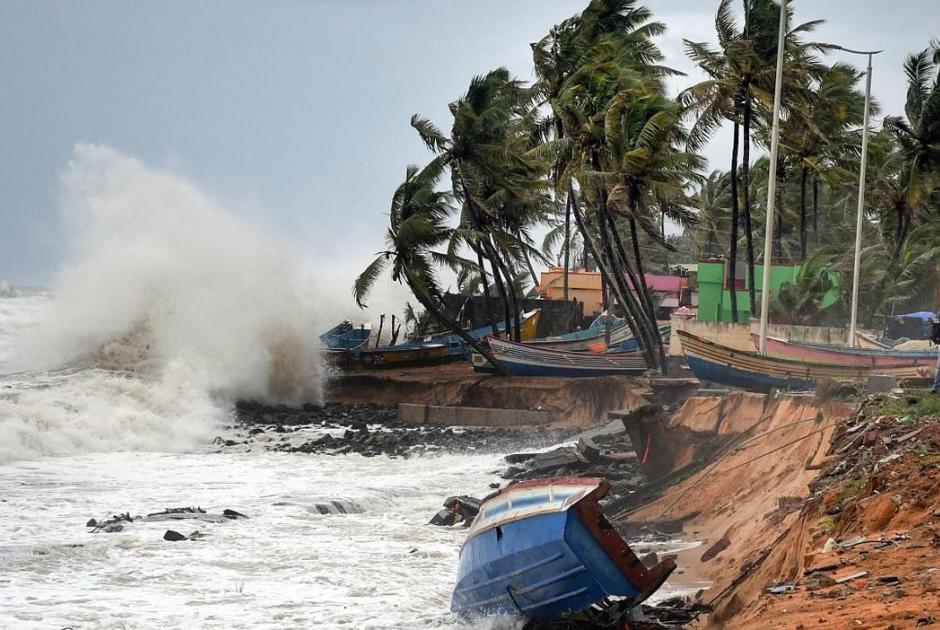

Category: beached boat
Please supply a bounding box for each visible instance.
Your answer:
[473,337,647,377]
[319,320,371,350]
[752,333,935,368]
[525,314,628,351]
[332,341,458,370]
[854,331,891,350]
[451,477,675,621]
[678,330,931,392]
[528,319,670,354]
[423,310,541,349]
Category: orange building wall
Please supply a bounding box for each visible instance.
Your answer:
[538,268,605,315]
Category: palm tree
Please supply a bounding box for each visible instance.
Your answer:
[883,41,940,251]
[412,68,549,341]
[533,18,580,300]
[692,170,733,257]
[683,0,825,318]
[353,160,505,373]
[780,62,867,260]
[596,81,703,359]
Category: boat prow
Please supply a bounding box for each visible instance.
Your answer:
[451,477,674,621]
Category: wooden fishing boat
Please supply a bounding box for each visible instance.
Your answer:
[678,330,931,392]
[525,315,629,352]
[332,341,457,370]
[473,337,647,377]
[528,321,670,354]
[424,310,541,348]
[751,334,935,368]
[451,477,674,621]
[319,320,370,350]
[855,331,892,350]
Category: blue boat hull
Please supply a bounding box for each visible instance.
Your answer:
[452,511,639,620]
[686,354,815,392]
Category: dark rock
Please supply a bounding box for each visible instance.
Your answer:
[222,509,247,519]
[640,551,660,569]
[86,518,97,528]
[163,530,187,541]
[248,427,264,436]
[429,507,457,526]
[224,440,238,447]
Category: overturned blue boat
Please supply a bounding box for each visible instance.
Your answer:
[319,320,371,350]
[451,477,675,621]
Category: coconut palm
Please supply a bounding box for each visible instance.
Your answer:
[883,41,940,250]
[683,0,826,318]
[353,160,505,372]
[412,68,549,341]
[780,62,868,259]
[692,170,733,256]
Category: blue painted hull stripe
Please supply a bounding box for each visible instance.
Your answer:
[460,551,566,594]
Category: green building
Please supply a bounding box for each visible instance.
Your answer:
[695,261,838,323]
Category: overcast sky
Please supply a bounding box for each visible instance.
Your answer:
[1,0,938,290]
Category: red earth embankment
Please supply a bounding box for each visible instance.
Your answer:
[624,393,854,625]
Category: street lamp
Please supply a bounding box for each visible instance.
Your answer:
[757,0,788,354]
[825,45,882,347]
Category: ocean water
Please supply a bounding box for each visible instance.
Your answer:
[0,146,691,629]
[0,294,698,630]
[0,294,516,630]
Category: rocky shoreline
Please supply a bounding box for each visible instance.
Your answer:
[227,401,571,458]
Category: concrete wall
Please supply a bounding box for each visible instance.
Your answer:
[668,316,852,356]
[399,403,553,428]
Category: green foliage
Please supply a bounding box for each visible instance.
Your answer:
[357,0,940,349]
[866,391,940,419]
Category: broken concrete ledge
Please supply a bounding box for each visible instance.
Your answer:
[399,403,552,428]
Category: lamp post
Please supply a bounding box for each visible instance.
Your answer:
[757,0,787,354]
[826,45,882,347]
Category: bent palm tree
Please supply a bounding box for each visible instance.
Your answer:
[353,160,506,373]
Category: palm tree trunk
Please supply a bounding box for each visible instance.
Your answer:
[597,206,660,368]
[475,247,498,336]
[569,183,655,368]
[661,209,669,271]
[519,232,540,291]
[402,267,507,375]
[743,94,757,317]
[563,193,571,300]
[497,249,523,342]
[487,237,522,342]
[729,121,741,324]
[799,166,808,261]
[812,175,819,243]
[624,212,666,369]
[486,248,513,341]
